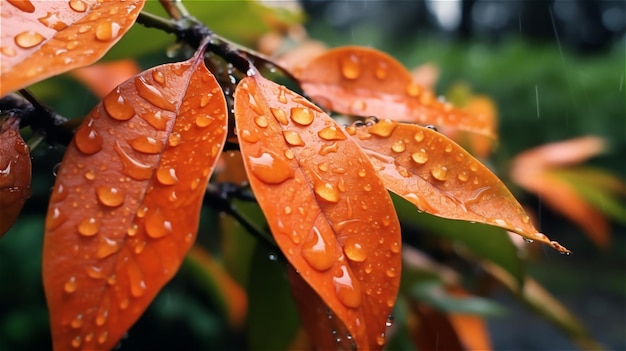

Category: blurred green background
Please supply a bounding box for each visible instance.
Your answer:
[1,0,624,350]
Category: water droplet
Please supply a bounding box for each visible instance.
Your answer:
[46,206,67,230]
[135,76,175,111]
[168,133,181,147]
[290,107,314,126]
[386,315,394,327]
[77,217,101,236]
[457,171,469,182]
[70,314,83,328]
[411,149,428,164]
[96,235,121,258]
[248,151,294,184]
[376,333,386,346]
[420,90,434,106]
[0,46,17,57]
[127,136,163,154]
[104,87,135,121]
[69,0,87,12]
[363,183,372,192]
[368,119,397,137]
[195,113,213,128]
[86,265,106,279]
[301,226,335,271]
[156,166,178,185]
[333,265,361,308]
[390,241,400,253]
[343,237,367,262]
[96,186,125,207]
[318,162,329,172]
[282,130,305,146]
[127,262,146,297]
[319,142,338,156]
[97,331,108,345]
[270,108,288,125]
[96,308,108,326]
[95,19,121,41]
[64,276,77,293]
[385,267,397,277]
[71,336,81,348]
[431,166,448,181]
[8,0,35,12]
[391,140,405,153]
[14,31,45,48]
[107,274,117,285]
[375,61,388,80]
[75,124,103,156]
[522,215,530,224]
[254,115,269,128]
[119,298,130,310]
[318,126,346,141]
[38,12,68,31]
[114,141,153,180]
[283,206,292,215]
[445,144,453,153]
[314,180,340,203]
[152,70,166,86]
[144,208,173,239]
[140,111,169,130]
[340,54,361,79]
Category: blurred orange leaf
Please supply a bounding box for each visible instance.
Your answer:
[71,59,141,99]
[0,0,144,97]
[234,75,402,350]
[294,46,495,137]
[42,45,228,350]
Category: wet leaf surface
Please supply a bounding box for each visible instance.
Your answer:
[294,46,494,137]
[0,0,145,97]
[0,116,31,237]
[42,46,227,350]
[234,75,402,350]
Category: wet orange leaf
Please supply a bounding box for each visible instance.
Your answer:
[0,0,144,97]
[42,46,228,350]
[294,46,494,137]
[348,119,569,253]
[0,116,31,237]
[234,75,402,350]
[71,59,141,99]
[510,136,610,248]
[408,303,466,351]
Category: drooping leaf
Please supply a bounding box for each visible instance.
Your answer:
[42,45,228,350]
[294,46,494,137]
[71,59,141,99]
[234,75,402,350]
[510,136,611,248]
[348,119,569,253]
[0,116,31,237]
[0,0,145,97]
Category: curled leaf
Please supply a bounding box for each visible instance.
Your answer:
[234,75,402,350]
[0,116,31,237]
[294,46,494,137]
[0,0,145,97]
[348,119,569,253]
[43,46,228,350]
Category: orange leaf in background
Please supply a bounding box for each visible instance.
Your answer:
[42,46,228,350]
[348,119,570,253]
[294,46,494,138]
[0,116,31,237]
[0,0,145,97]
[234,75,402,350]
[71,59,141,99]
[510,136,610,248]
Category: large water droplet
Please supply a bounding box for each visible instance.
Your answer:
[104,87,135,121]
[195,114,213,128]
[254,115,269,128]
[391,140,405,153]
[96,235,121,259]
[248,151,294,184]
[97,331,108,345]
[127,262,146,297]
[369,119,397,137]
[96,186,125,207]
[411,149,428,164]
[14,31,45,48]
[64,276,77,293]
[86,265,106,279]
[75,124,103,155]
[314,180,340,203]
[156,166,178,185]
[431,165,448,181]
[69,0,87,12]
[290,107,314,126]
[333,265,361,308]
[46,207,67,230]
[95,19,121,41]
[8,0,35,12]
[144,208,173,239]
[128,136,163,154]
[152,70,166,86]
[340,54,361,79]
[319,142,338,156]
[135,76,175,111]
[77,217,101,236]
[70,314,83,328]
[343,237,367,262]
[457,171,469,182]
[240,129,259,143]
[301,226,335,271]
[283,131,305,146]
[0,46,17,57]
[71,336,82,348]
[376,333,386,346]
[270,108,288,125]
[38,12,68,31]
[140,111,169,130]
[318,126,346,141]
[114,141,153,180]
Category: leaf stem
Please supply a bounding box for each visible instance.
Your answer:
[136,11,178,34]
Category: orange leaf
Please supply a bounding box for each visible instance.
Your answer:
[42,46,228,350]
[347,119,569,253]
[0,116,31,236]
[0,0,145,97]
[234,75,402,350]
[510,136,609,248]
[294,46,494,137]
[71,59,141,99]
[408,302,466,351]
